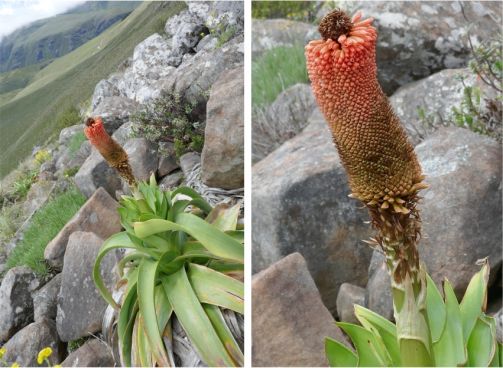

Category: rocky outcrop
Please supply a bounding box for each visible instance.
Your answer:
[44,188,121,270]
[201,66,244,189]
[253,83,317,162]
[390,68,499,145]
[333,1,502,94]
[2,319,64,366]
[252,119,373,314]
[56,231,117,342]
[0,267,40,342]
[61,338,115,367]
[123,138,158,181]
[252,253,348,366]
[91,96,138,133]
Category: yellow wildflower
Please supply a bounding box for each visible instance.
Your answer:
[0,347,6,359]
[11,363,20,368]
[37,347,53,365]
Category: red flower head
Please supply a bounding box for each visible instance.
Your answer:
[305,9,427,212]
[84,117,136,186]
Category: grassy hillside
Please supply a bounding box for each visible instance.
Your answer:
[0,1,185,179]
[0,2,140,73]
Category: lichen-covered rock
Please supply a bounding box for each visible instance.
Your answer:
[91,96,139,133]
[390,68,499,145]
[336,283,366,324]
[22,180,55,216]
[201,66,244,189]
[2,319,64,366]
[59,124,83,146]
[252,253,348,366]
[165,9,206,60]
[252,118,373,314]
[91,78,121,110]
[61,338,115,367]
[44,187,121,270]
[188,1,244,35]
[252,19,319,58]
[159,170,184,191]
[0,267,40,342]
[56,231,117,342]
[333,1,503,94]
[33,274,62,322]
[253,83,317,162]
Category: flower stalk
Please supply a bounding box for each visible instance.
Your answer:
[306,9,433,365]
[84,117,137,187]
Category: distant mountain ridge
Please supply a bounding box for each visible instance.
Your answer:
[0,1,140,72]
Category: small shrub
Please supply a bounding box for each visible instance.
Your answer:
[5,186,86,275]
[252,44,309,107]
[67,337,90,353]
[132,91,205,159]
[11,169,38,200]
[215,25,236,48]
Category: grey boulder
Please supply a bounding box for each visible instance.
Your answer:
[0,267,40,342]
[44,187,121,270]
[56,231,118,342]
[252,118,373,314]
[336,283,366,324]
[252,253,348,367]
[61,338,115,367]
[33,273,62,322]
[201,66,244,189]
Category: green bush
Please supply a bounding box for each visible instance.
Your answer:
[11,169,38,201]
[132,91,205,158]
[252,44,309,107]
[53,105,81,132]
[5,186,86,275]
[252,1,320,22]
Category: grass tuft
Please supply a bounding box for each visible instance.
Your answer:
[68,131,87,156]
[5,186,86,275]
[252,44,309,108]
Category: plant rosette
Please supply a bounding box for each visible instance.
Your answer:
[93,174,244,367]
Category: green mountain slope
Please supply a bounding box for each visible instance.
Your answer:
[0,1,185,179]
[0,1,140,73]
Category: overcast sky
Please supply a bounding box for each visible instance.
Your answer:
[0,0,85,38]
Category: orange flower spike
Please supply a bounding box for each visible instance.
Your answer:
[84,117,136,186]
[305,9,425,207]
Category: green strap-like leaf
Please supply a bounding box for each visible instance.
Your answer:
[336,322,390,367]
[460,260,490,343]
[171,187,212,213]
[354,305,401,366]
[325,337,357,367]
[118,286,138,367]
[154,284,173,333]
[204,304,244,366]
[92,232,140,309]
[162,268,236,366]
[137,259,170,367]
[426,273,447,343]
[467,315,496,367]
[188,263,244,314]
[134,216,244,263]
[136,312,153,367]
[433,279,467,366]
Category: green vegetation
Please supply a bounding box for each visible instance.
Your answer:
[132,91,205,158]
[252,1,321,22]
[94,176,244,366]
[252,44,309,107]
[0,1,186,179]
[68,131,87,156]
[5,186,86,275]
[0,62,50,96]
[0,2,139,73]
[67,337,90,353]
[0,202,24,245]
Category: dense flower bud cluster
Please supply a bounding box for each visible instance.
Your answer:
[305,10,426,213]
